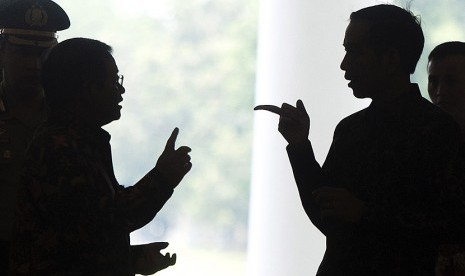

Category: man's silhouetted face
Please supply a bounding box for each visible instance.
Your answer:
[86,57,125,127]
[428,55,465,123]
[340,20,388,100]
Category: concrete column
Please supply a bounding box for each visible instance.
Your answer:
[247,1,378,275]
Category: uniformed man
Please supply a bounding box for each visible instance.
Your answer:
[0,0,70,273]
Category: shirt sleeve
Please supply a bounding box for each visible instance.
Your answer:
[286,139,328,232]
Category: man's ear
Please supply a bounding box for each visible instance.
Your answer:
[79,81,96,101]
[383,48,402,74]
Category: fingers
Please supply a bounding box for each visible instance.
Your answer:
[165,130,192,154]
[175,146,192,172]
[168,253,177,266]
[164,127,179,151]
[183,162,193,174]
[254,104,282,115]
[296,100,309,117]
[176,146,192,154]
[255,102,308,121]
[176,147,191,161]
[161,252,176,266]
[280,102,305,121]
[149,242,169,250]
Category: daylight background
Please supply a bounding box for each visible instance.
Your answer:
[52,0,465,275]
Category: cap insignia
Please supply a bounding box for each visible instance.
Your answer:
[25,4,48,27]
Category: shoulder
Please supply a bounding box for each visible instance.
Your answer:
[335,108,367,132]
[28,121,80,155]
[409,97,460,134]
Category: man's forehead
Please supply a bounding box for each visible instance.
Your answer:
[429,55,465,73]
[343,20,370,46]
[103,57,119,74]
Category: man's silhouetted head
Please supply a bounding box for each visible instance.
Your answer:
[428,41,465,130]
[42,38,125,127]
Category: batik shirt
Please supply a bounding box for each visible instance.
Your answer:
[9,115,174,275]
[0,86,46,242]
[287,84,465,276]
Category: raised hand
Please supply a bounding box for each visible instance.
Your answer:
[254,100,310,145]
[155,128,192,188]
[132,242,176,275]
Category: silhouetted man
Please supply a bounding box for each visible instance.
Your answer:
[0,0,70,274]
[427,41,465,276]
[256,5,465,275]
[428,41,465,137]
[9,38,192,275]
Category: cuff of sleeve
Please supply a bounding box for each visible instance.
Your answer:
[286,139,313,155]
[138,170,174,199]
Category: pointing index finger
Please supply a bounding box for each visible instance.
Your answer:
[165,127,179,151]
[254,104,282,115]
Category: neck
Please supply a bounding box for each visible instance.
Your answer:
[370,75,412,108]
[67,106,103,129]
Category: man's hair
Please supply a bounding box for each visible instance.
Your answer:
[428,41,465,62]
[42,37,113,112]
[350,4,424,74]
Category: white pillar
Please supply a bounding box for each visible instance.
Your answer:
[247,1,376,275]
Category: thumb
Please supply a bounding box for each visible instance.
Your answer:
[169,253,177,265]
[164,128,179,152]
[296,99,307,114]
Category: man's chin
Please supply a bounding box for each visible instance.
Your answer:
[351,88,369,99]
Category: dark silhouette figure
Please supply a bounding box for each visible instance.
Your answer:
[427,41,465,276]
[0,0,70,274]
[9,38,192,275]
[255,5,465,276]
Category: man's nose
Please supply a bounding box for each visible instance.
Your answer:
[340,55,348,71]
[117,84,125,94]
[436,83,448,96]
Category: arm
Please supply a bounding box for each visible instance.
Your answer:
[28,127,191,242]
[286,139,328,230]
[255,100,329,231]
[101,127,192,232]
[16,127,190,274]
[286,121,366,234]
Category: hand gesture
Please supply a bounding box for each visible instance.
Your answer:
[312,186,366,223]
[254,100,310,145]
[155,128,192,188]
[132,242,176,275]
